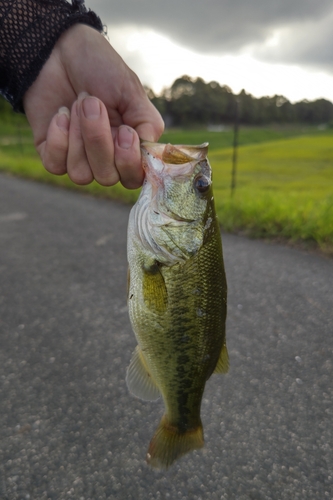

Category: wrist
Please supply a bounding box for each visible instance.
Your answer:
[4,0,103,113]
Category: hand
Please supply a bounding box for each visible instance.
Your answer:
[23,24,164,188]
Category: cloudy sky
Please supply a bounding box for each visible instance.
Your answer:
[86,0,333,103]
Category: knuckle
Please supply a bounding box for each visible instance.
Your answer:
[45,164,67,176]
[94,168,119,187]
[68,169,94,186]
[41,143,69,175]
[122,178,143,190]
[42,156,67,176]
[83,128,109,146]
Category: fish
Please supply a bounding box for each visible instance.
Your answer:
[126,141,228,469]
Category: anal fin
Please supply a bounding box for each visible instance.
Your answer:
[213,341,229,374]
[126,345,160,401]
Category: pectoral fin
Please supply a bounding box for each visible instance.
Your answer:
[126,346,160,401]
[213,341,229,374]
[142,261,168,314]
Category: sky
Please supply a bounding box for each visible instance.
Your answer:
[86,0,333,103]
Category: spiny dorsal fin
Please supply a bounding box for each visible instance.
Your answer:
[126,346,160,401]
[213,341,229,374]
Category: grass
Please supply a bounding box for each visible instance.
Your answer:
[0,120,332,253]
[210,135,333,252]
[161,124,331,150]
[0,123,139,205]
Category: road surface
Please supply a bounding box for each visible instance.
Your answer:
[0,173,332,500]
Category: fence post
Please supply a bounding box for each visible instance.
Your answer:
[231,98,240,197]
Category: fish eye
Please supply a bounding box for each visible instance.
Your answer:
[194,175,210,193]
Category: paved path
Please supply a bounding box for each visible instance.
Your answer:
[0,173,332,500]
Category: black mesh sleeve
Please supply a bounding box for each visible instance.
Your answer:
[0,0,104,112]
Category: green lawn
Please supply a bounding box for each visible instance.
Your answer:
[209,135,333,252]
[0,123,332,253]
[161,125,330,150]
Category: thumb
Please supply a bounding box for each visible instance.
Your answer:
[135,119,164,143]
[123,95,164,142]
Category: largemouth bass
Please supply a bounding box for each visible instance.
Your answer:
[126,141,228,469]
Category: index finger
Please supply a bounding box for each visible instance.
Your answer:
[79,96,120,186]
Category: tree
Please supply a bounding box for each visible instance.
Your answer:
[145,76,333,127]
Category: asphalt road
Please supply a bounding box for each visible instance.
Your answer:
[0,173,332,500]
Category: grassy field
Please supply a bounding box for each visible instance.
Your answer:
[0,121,332,253]
[211,135,333,251]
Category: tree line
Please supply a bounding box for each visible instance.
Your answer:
[146,75,333,127]
[1,75,333,127]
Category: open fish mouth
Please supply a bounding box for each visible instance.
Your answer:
[140,141,208,163]
[140,141,209,178]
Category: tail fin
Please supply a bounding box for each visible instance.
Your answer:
[147,415,204,469]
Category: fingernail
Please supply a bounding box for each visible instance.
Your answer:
[76,92,89,116]
[111,127,117,142]
[56,107,70,133]
[78,91,89,101]
[118,126,134,150]
[82,96,101,120]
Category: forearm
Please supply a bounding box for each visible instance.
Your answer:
[0,0,103,112]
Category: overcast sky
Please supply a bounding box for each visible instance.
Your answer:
[86,0,333,102]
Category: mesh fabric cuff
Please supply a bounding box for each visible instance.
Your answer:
[0,0,104,112]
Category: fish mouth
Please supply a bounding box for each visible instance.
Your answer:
[140,142,209,164]
[140,142,210,184]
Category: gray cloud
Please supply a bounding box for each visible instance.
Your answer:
[253,10,333,70]
[86,0,333,70]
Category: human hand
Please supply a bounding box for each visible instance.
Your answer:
[23,24,164,188]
